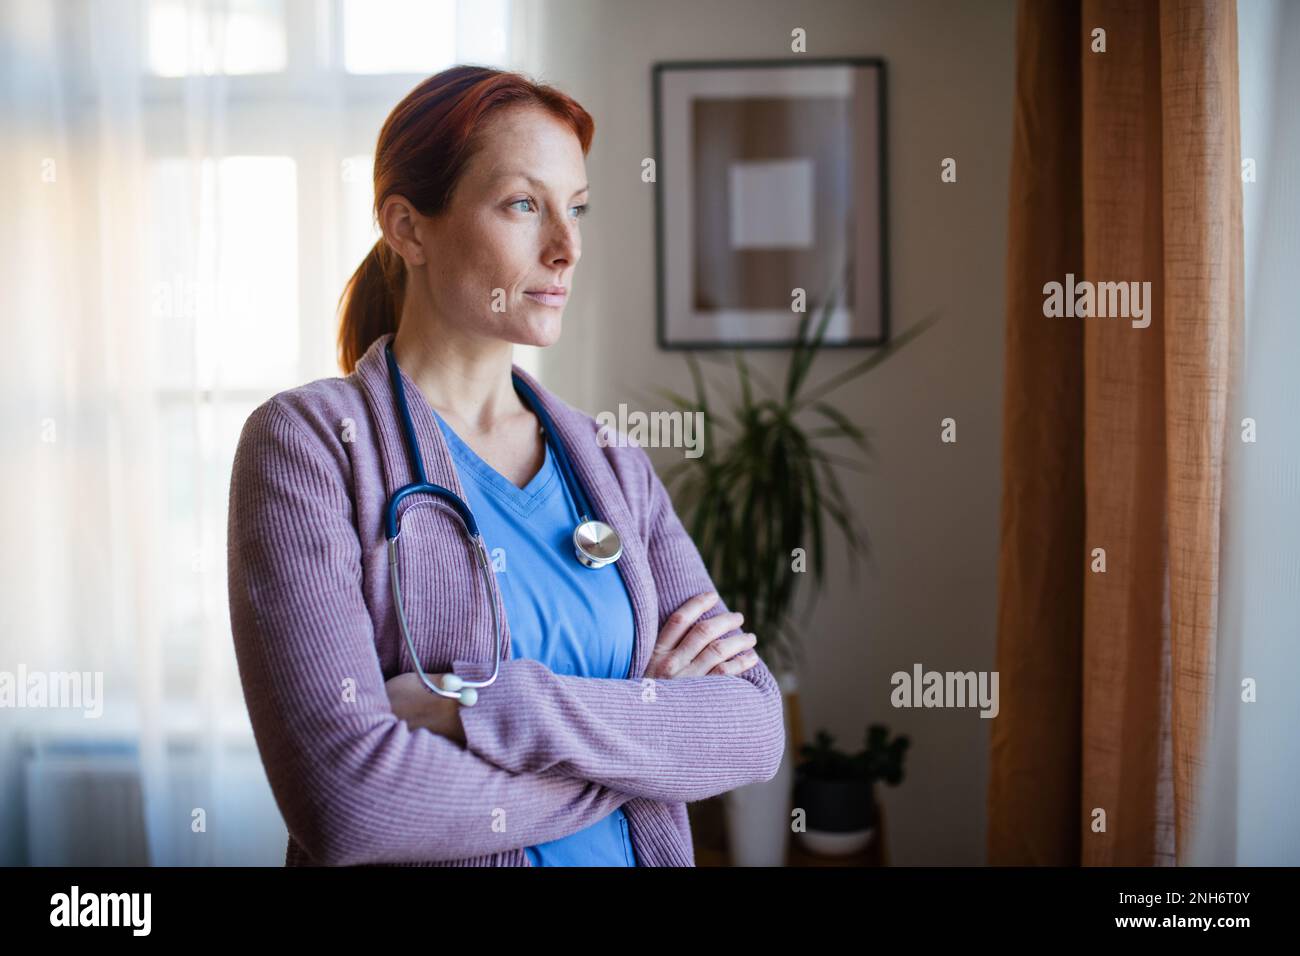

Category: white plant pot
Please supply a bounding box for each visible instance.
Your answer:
[721,670,798,866]
[799,826,875,856]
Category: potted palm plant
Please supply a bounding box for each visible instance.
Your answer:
[647,272,939,866]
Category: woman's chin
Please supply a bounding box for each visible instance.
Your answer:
[516,318,562,348]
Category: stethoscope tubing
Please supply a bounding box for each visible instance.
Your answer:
[380,340,618,705]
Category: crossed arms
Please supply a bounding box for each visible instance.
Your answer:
[227,398,784,865]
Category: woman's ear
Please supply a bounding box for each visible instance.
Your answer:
[379,194,427,267]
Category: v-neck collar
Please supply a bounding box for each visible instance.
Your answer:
[350,331,660,680]
[432,409,559,519]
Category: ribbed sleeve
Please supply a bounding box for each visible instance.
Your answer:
[450,444,786,802]
[226,398,636,865]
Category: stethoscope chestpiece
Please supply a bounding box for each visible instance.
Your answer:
[573,518,622,569]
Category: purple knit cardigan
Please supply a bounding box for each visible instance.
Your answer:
[226,332,786,866]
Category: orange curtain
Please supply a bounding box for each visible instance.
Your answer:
[989,0,1242,866]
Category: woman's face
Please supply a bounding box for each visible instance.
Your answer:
[397,105,587,349]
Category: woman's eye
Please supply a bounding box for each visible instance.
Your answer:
[508,198,588,219]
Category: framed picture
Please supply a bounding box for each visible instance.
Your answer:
[652,57,889,350]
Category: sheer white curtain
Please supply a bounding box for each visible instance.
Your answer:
[1190,0,1300,866]
[0,0,534,865]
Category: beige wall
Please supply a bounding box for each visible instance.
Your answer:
[524,0,1016,864]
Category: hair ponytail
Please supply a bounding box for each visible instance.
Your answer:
[333,65,595,375]
[337,238,406,375]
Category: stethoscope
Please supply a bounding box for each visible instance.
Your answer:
[383,341,623,706]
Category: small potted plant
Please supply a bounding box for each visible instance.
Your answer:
[793,724,909,855]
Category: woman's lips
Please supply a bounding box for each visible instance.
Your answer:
[524,291,567,307]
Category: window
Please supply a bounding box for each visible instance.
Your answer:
[148,156,300,390]
[148,0,289,76]
[134,0,515,730]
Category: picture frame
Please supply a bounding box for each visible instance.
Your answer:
[652,57,889,350]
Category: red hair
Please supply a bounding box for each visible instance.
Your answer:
[335,65,595,374]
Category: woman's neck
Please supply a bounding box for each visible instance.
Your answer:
[391,319,528,434]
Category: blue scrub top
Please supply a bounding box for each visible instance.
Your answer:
[432,408,639,867]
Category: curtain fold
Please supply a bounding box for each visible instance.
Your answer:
[1156,0,1242,858]
[988,0,1085,866]
[1079,0,1170,867]
[990,0,1243,866]
[1191,0,1299,866]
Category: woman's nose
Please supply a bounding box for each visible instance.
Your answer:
[544,216,581,265]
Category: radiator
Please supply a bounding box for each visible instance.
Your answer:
[25,746,150,866]
[23,738,288,866]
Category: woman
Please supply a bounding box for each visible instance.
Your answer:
[226,65,785,867]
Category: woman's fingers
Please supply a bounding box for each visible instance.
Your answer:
[677,630,756,678]
[653,591,720,656]
[708,650,760,677]
[646,591,759,680]
[647,592,721,679]
[665,611,745,675]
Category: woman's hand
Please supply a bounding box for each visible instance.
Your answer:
[384,671,466,745]
[645,591,760,680]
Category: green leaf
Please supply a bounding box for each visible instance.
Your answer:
[648,385,701,412]
[733,350,754,413]
[792,310,942,413]
[810,401,869,454]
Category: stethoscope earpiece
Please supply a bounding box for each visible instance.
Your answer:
[437,673,477,706]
